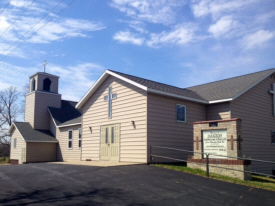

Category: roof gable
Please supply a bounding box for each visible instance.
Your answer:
[188,68,275,103]
[76,68,275,108]
[75,70,207,108]
[11,122,58,143]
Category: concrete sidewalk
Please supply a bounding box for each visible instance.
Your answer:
[49,160,143,167]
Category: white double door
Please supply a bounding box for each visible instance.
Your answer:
[100,124,120,161]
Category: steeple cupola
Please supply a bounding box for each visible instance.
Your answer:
[25,71,61,130]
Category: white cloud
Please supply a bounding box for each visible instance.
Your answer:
[0,61,37,89]
[9,0,33,8]
[0,1,106,58]
[128,20,147,33]
[113,31,144,45]
[255,11,275,24]
[242,30,275,49]
[0,42,26,58]
[110,0,185,25]
[147,24,196,47]
[191,0,256,20]
[47,62,106,101]
[208,16,238,38]
[0,16,10,31]
[0,61,106,102]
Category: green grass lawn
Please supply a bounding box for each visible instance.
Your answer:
[155,164,275,192]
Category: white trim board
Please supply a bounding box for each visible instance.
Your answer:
[57,123,81,128]
[76,69,275,108]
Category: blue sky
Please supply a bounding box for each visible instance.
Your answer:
[0,0,274,102]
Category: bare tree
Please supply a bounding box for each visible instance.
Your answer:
[0,86,22,156]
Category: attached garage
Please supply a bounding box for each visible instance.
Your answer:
[9,122,58,164]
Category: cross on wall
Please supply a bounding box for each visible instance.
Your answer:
[104,87,117,118]
[194,136,200,150]
[227,135,243,150]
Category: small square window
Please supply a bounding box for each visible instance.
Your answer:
[112,94,117,99]
[177,104,186,122]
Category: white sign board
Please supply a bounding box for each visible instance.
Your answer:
[203,130,227,159]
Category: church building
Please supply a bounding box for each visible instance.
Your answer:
[9,68,275,175]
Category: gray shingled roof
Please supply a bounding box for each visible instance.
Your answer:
[109,70,205,101]
[110,68,275,102]
[187,68,275,101]
[14,122,57,142]
[48,100,82,127]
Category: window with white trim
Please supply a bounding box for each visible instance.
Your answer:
[176,104,186,122]
[13,138,17,148]
[78,128,82,148]
[68,130,73,149]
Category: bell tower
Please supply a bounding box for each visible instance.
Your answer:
[25,72,61,130]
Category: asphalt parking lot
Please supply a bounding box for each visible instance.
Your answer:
[0,163,274,206]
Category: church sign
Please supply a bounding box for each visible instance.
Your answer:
[203,129,227,159]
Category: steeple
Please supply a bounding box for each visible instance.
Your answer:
[25,68,61,130]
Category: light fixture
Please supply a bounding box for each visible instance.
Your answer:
[89,126,92,132]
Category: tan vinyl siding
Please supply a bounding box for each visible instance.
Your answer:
[49,116,56,137]
[33,91,61,130]
[207,102,231,120]
[82,76,147,163]
[56,125,81,161]
[147,93,206,162]
[25,92,35,127]
[10,129,26,164]
[231,76,275,174]
[26,142,56,162]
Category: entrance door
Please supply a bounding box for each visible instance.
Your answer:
[100,124,120,161]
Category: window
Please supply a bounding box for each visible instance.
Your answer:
[177,104,186,122]
[43,78,52,92]
[68,130,73,149]
[78,128,82,148]
[13,138,17,148]
[31,78,36,92]
[105,127,108,143]
[108,87,112,118]
[272,130,275,144]
[111,127,114,143]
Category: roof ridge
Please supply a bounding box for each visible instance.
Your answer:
[187,68,275,89]
[109,69,187,90]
